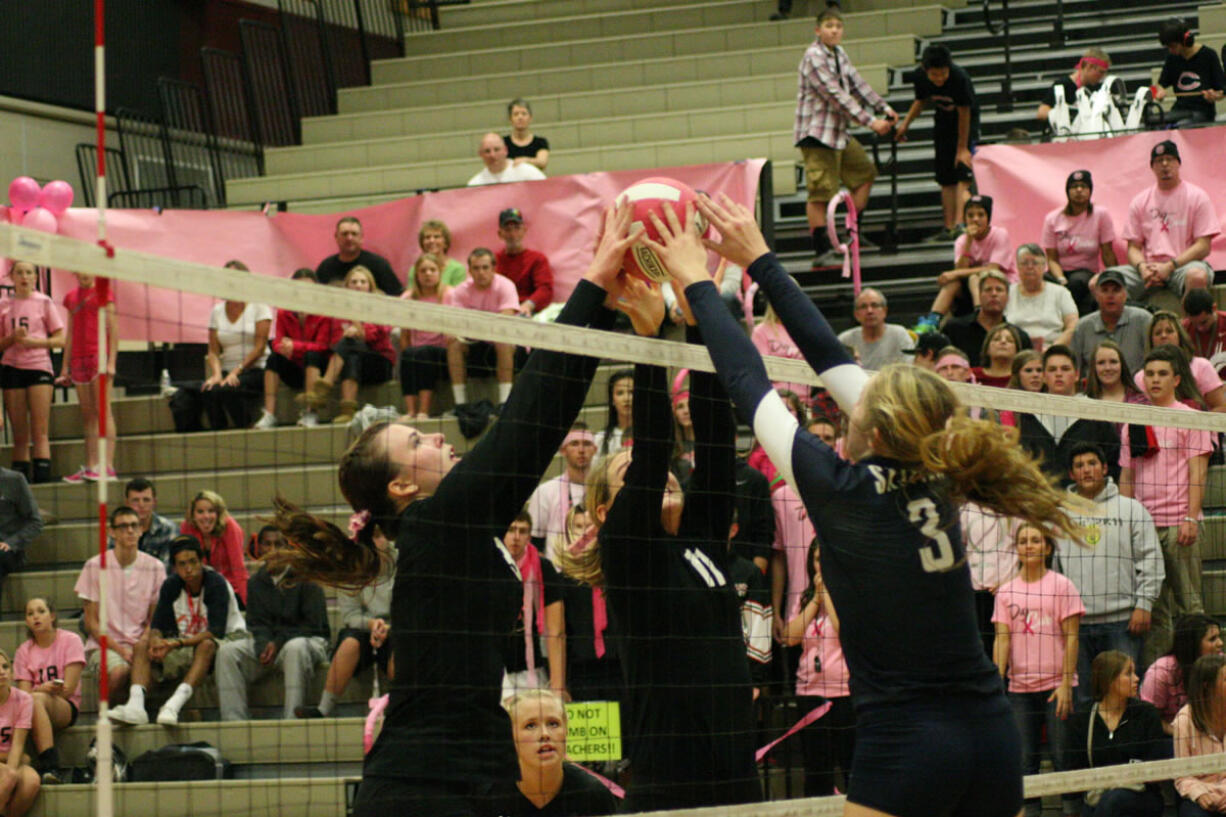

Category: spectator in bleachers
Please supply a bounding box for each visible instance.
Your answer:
[1005,243,1078,352]
[0,649,40,817]
[1071,269,1153,375]
[944,269,1032,368]
[409,220,467,291]
[1041,170,1118,316]
[468,133,547,187]
[1121,345,1215,666]
[201,261,272,431]
[1182,289,1226,378]
[503,98,550,173]
[671,389,695,480]
[57,271,117,482]
[297,529,395,719]
[498,689,619,816]
[108,536,247,726]
[1084,340,1146,405]
[1103,141,1217,303]
[972,324,1025,388]
[399,254,452,419]
[593,368,633,459]
[496,209,554,317]
[180,490,249,606]
[753,304,811,403]
[216,559,330,721]
[993,523,1084,817]
[311,266,395,426]
[934,346,973,384]
[528,424,594,555]
[1155,19,1225,129]
[76,506,164,706]
[792,5,897,268]
[1139,311,1226,411]
[1142,613,1222,729]
[502,511,565,700]
[895,44,980,244]
[124,477,177,564]
[0,260,63,485]
[1173,653,1226,814]
[0,465,42,611]
[1036,49,1111,126]
[771,481,815,653]
[1058,443,1162,708]
[256,268,334,430]
[1007,349,1044,393]
[961,504,1019,657]
[315,216,402,295]
[552,509,622,706]
[445,249,519,408]
[836,287,913,370]
[903,330,951,371]
[1017,345,1120,486]
[914,195,1013,332]
[14,597,83,785]
[248,525,284,562]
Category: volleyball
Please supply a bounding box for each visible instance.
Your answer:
[618,176,709,282]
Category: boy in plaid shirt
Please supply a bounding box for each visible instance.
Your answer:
[794,6,896,268]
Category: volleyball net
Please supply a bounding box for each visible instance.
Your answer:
[3,218,1226,816]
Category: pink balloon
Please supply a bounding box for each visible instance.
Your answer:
[10,209,24,226]
[0,206,8,224]
[21,207,57,233]
[39,181,73,216]
[8,177,40,211]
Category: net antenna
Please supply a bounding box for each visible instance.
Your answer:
[93,1,115,814]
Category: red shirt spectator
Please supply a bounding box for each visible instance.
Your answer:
[495,208,553,315]
[274,310,334,367]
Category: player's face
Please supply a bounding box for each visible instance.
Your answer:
[126,488,156,523]
[192,500,219,535]
[1043,355,1078,396]
[1143,361,1179,404]
[25,598,54,634]
[817,18,843,47]
[415,259,441,291]
[512,696,566,771]
[335,222,363,255]
[10,262,36,295]
[1015,525,1050,568]
[1069,452,1106,497]
[562,438,594,471]
[111,512,142,551]
[383,424,458,501]
[1093,347,1121,388]
[469,255,496,288]
[924,66,950,87]
[980,279,1008,314]
[1150,320,1179,349]
[503,520,532,562]
[1067,182,1091,208]
[1201,625,1224,656]
[509,105,532,131]
[1017,359,1044,392]
[1150,155,1180,186]
[420,229,447,255]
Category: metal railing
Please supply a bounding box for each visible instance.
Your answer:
[981,0,1014,113]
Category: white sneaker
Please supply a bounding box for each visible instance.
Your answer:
[156,704,180,726]
[107,701,149,726]
[253,410,278,430]
[296,410,319,428]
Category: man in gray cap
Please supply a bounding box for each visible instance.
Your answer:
[1070,268,1152,373]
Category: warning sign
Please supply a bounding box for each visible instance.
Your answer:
[565,701,622,762]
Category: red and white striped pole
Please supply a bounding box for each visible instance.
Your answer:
[94,0,115,813]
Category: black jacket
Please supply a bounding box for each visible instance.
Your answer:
[247,566,329,656]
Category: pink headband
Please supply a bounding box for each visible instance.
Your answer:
[936,353,970,371]
[1079,56,1109,70]
[672,389,690,408]
[562,429,595,448]
[348,510,371,539]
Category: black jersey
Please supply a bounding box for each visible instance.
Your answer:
[492,762,619,816]
[1160,46,1226,120]
[365,280,615,786]
[912,62,980,139]
[600,348,759,810]
[503,558,563,675]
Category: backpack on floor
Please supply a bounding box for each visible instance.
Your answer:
[128,742,233,782]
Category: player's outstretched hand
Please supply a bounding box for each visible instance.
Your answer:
[639,203,710,289]
[584,199,642,307]
[615,276,665,337]
[694,193,771,270]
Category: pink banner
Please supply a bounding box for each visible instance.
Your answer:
[974,127,1226,272]
[49,161,766,342]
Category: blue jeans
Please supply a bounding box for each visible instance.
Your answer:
[1077,621,1142,707]
[1009,690,1078,817]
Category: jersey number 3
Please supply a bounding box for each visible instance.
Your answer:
[907,498,956,573]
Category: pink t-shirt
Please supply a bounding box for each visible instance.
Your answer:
[1133,355,1223,402]
[0,688,33,754]
[13,629,86,707]
[1124,181,1221,263]
[752,321,810,403]
[74,550,166,651]
[1119,402,1215,526]
[960,502,1020,592]
[772,483,815,622]
[954,225,1016,282]
[0,291,64,372]
[63,285,114,362]
[1041,206,1117,273]
[993,570,1086,693]
[796,614,850,698]
[443,275,518,314]
[402,291,447,348]
[1140,654,1186,723]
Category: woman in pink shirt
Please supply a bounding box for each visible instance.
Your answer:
[993,524,1085,817]
[1041,169,1118,315]
[0,261,64,484]
[56,272,117,482]
[180,490,249,605]
[399,254,452,420]
[1174,653,1226,815]
[14,597,83,784]
[1142,613,1222,730]
[1138,312,1226,411]
[311,266,394,426]
[0,648,40,815]
[751,305,811,404]
[780,540,854,797]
